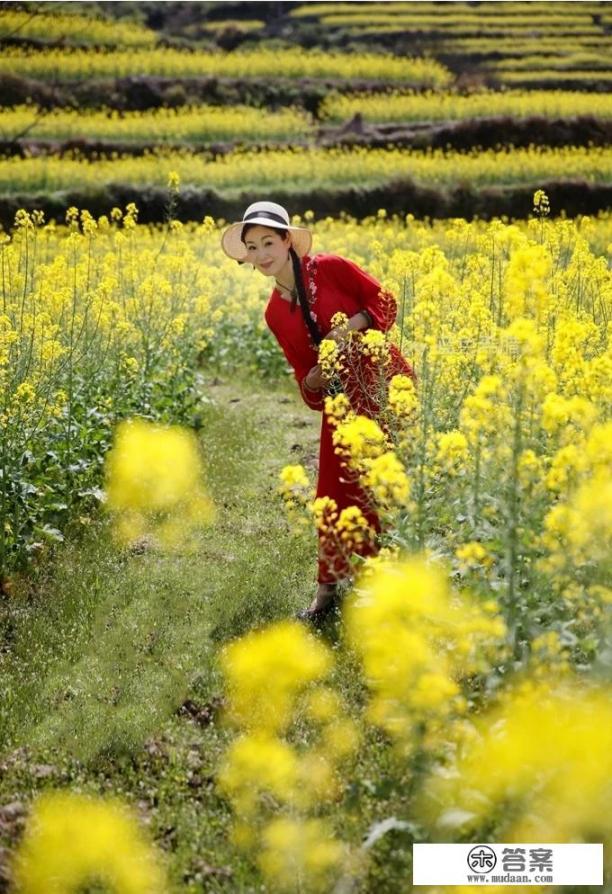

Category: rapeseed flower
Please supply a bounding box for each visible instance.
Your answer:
[104,417,214,549]
[258,817,344,893]
[220,620,332,733]
[416,680,612,845]
[332,415,388,465]
[346,554,507,752]
[361,450,410,507]
[12,791,165,894]
[217,732,301,814]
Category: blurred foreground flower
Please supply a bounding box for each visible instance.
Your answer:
[415,679,612,849]
[12,790,166,894]
[218,621,356,891]
[220,620,332,734]
[258,816,344,892]
[346,554,507,754]
[104,417,215,550]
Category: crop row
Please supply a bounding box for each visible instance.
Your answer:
[487,52,611,73]
[0,105,312,146]
[496,71,612,87]
[0,48,452,87]
[319,90,612,124]
[321,14,607,28]
[2,91,611,147]
[344,23,606,38]
[0,9,155,47]
[1,145,609,197]
[290,2,608,18]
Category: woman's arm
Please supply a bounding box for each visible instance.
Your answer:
[323,254,397,332]
[327,310,372,346]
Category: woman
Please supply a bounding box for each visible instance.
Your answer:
[221,201,415,625]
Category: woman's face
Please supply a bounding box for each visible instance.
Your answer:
[243,225,291,276]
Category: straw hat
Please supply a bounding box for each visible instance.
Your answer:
[221,201,312,262]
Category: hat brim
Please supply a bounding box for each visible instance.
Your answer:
[221,217,312,262]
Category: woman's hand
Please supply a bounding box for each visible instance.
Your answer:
[326,324,350,348]
[304,364,329,391]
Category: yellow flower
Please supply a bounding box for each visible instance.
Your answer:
[335,505,375,547]
[323,392,351,425]
[14,381,36,404]
[436,429,469,473]
[310,495,339,533]
[455,541,492,573]
[104,417,214,548]
[318,337,343,379]
[346,554,506,751]
[533,188,550,215]
[167,170,180,190]
[361,450,410,507]
[220,620,332,733]
[416,680,612,844]
[12,791,165,894]
[258,817,343,892]
[279,463,310,490]
[105,418,200,512]
[217,732,301,814]
[332,414,388,465]
[388,373,418,418]
[360,328,389,362]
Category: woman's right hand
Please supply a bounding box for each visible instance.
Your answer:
[304,364,329,391]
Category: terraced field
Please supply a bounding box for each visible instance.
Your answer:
[0,0,610,225]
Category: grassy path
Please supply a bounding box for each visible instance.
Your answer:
[0,372,325,890]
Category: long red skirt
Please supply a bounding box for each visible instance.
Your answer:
[315,343,414,584]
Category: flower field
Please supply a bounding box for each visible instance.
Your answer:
[1,2,611,892]
[2,144,610,196]
[320,89,612,124]
[1,201,611,889]
[0,105,313,146]
[0,46,451,87]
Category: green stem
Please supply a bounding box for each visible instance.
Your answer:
[506,384,524,653]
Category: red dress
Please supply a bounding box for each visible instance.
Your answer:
[264,252,415,584]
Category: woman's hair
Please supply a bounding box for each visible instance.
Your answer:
[240,223,319,344]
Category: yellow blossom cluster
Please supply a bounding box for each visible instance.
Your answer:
[360,450,410,508]
[332,414,389,466]
[538,423,612,574]
[359,328,389,362]
[387,373,418,419]
[416,679,612,847]
[12,791,166,893]
[318,336,345,380]
[455,541,493,573]
[218,621,358,891]
[308,495,377,558]
[278,463,314,528]
[104,418,215,550]
[326,407,411,517]
[346,553,507,755]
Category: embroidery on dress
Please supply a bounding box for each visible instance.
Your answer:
[304,255,319,321]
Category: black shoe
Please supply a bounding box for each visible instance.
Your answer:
[295,595,338,628]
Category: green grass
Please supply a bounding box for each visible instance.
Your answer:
[0,371,324,887]
[0,369,429,892]
[0,373,320,759]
